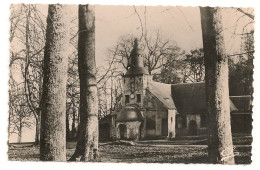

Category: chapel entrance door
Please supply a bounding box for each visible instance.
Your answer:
[188,120,198,136]
[119,124,127,139]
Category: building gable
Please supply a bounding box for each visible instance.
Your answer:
[146,82,176,110]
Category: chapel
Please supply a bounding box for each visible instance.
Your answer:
[99,39,252,141]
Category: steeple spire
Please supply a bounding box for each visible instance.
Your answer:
[125,38,149,76]
[130,38,144,68]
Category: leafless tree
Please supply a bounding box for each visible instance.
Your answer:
[9,83,34,143]
[109,33,182,76]
[40,4,70,161]
[69,4,99,161]
[9,4,46,145]
[200,7,235,164]
[66,51,80,140]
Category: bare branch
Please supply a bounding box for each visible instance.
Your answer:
[133,6,144,41]
[176,7,194,31]
[237,8,254,20]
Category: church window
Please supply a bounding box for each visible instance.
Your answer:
[137,94,141,102]
[125,95,130,104]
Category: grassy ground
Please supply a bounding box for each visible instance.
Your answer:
[8,134,252,164]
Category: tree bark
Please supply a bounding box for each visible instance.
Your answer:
[18,133,22,143]
[40,4,70,161]
[69,4,99,162]
[200,7,235,164]
[34,114,40,145]
[18,121,22,143]
[66,111,70,141]
[71,107,77,139]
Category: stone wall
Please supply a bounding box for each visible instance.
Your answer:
[155,116,162,136]
[145,110,156,137]
[116,121,141,140]
[143,91,171,138]
[168,109,176,138]
[122,75,152,108]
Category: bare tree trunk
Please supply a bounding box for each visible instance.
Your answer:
[23,4,42,146]
[69,4,99,162]
[76,107,80,139]
[40,4,70,161]
[18,132,22,143]
[200,7,235,164]
[66,111,70,141]
[36,64,43,145]
[71,107,77,139]
[34,114,40,145]
[18,120,22,143]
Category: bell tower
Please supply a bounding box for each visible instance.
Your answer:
[122,38,152,107]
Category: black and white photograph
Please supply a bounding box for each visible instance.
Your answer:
[1,0,259,168]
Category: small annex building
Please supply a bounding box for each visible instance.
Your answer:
[99,39,252,141]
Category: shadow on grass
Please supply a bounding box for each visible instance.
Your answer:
[8,134,252,164]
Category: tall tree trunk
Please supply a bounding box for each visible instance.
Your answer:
[66,111,70,141]
[34,114,40,145]
[200,7,235,164]
[40,4,70,161]
[18,120,22,143]
[71,107,77,139]
[69,4,99,161]
[75,107,80,139]
[36,63,43,145]
[18,132,22,143]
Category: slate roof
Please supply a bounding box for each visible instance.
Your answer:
[124,38,149,76]
[230,95,252,113]
[116,106,144,122]
[171,82,238,114]
[101,81,249,124]
[130,44,144,56]
[147,81,176,109]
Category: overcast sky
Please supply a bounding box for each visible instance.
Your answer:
[35,5,254,67]
[95,6,253,66]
